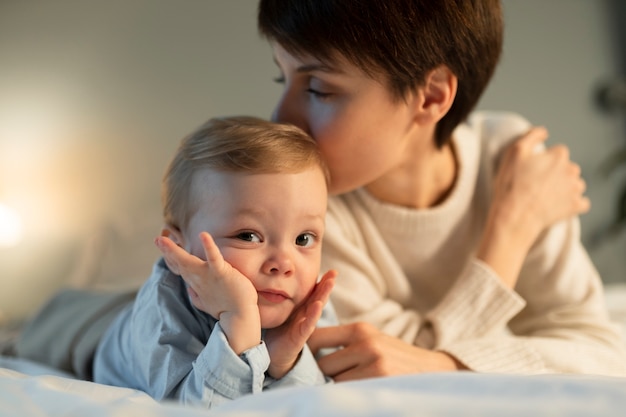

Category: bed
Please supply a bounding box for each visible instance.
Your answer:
[1,284,626,416]
[2,355,626,417]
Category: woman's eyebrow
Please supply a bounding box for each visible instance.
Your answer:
[296,63,342,74]
[272,55,342,75]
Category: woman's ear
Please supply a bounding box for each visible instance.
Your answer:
[160,224,184,274]
[414,65,458,124]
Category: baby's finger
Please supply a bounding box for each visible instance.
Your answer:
[311,270,337,304]
[154,235,199,276]
[300,300,324,338]
[199,232,218,258]
[199,232,226,271]
[285,272,335,337]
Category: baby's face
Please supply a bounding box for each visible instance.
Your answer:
[185,166,328,328]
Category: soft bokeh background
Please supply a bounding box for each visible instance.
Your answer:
[1,0,625,322]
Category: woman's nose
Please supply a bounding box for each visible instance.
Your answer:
[271,92,308,133]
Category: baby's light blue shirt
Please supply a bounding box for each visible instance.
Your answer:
[93,258,334,409]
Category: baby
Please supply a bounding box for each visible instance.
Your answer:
[93,116,336,408]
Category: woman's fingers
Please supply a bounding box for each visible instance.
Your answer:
[308,325,348,355]
[518,126,549,153]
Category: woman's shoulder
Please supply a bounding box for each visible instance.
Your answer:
[461,110,534,161]
[326,190,391,248]
[452,111,535,198]
[326,192,364,236]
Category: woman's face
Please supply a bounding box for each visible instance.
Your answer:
[270,43,421,195]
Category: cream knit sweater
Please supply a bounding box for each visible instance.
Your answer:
[321,111,626,376]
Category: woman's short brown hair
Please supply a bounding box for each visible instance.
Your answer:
[258,0,503,148]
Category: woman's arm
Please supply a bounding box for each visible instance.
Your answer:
[309,123,621,380]
[477,126,589,288]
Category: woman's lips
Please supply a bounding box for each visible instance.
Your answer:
[258,290,288,303]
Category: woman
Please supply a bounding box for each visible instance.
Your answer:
[255,0,626,379]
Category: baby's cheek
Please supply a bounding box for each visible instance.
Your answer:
[186,242,206,260]
[299,277,319,301]
[220,248,250,273]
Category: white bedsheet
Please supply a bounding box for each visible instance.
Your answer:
[2,283,626,416]
[2,356,626,417]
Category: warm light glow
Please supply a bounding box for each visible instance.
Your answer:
[0,203,22,248]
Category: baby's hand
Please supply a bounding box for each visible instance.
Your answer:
[264,270,336,379]
[155,232,261,354]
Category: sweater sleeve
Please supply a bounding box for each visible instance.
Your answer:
[322,186,626,376]
[425,217,626,375]
[322,192,528,347]
[322,199,526,349]
[428,114,626,374]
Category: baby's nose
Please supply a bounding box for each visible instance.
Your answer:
[262,248,294,277]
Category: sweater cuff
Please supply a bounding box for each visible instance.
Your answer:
[441,337,546,374]
[426,260,526,347]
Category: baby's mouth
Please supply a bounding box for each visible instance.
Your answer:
[258,290,289,303]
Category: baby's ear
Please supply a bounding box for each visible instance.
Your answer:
[159,224,184,274]
[160,224,184,244]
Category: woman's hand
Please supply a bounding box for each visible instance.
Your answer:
[478,126,590,288]
[155,232,261,354]
[308,322,463,382]
[264,270,336,379]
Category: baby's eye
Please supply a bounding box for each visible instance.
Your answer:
[295,233,316,247]
[236,232,262,243]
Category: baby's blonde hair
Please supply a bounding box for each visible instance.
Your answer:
[162,115,328,232]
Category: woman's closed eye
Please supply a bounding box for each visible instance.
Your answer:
[273,73,333,99]
[306,87,332,99]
